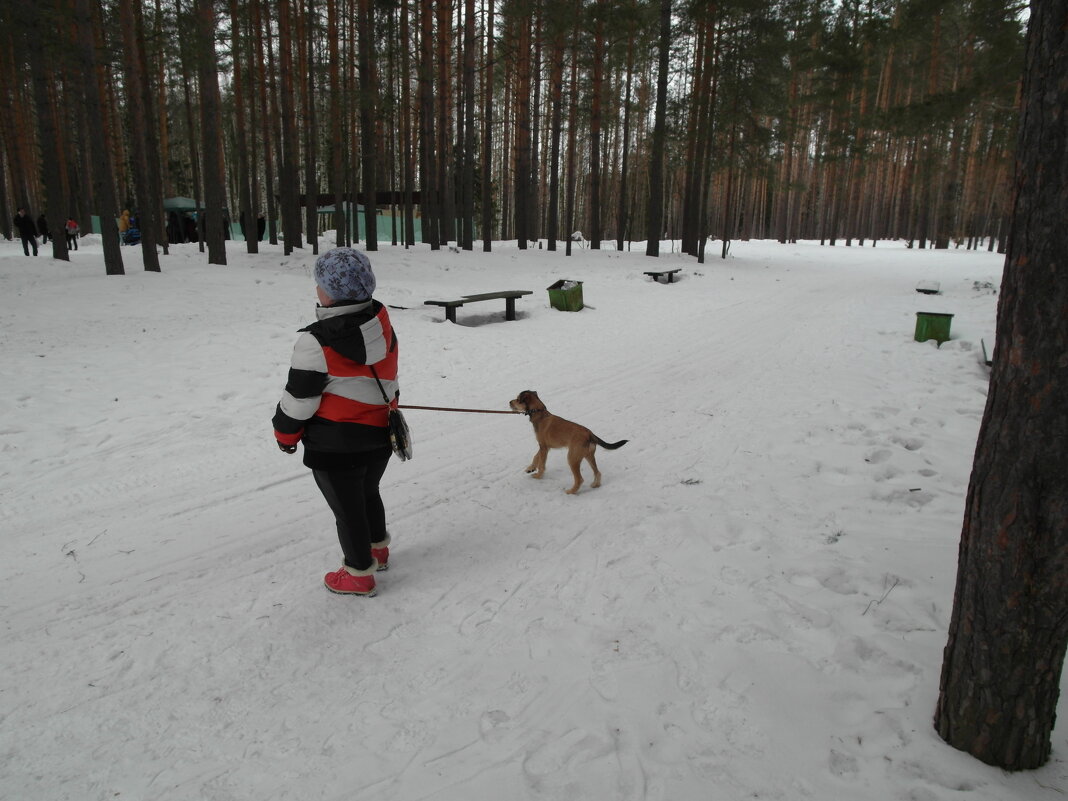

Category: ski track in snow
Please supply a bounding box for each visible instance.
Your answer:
[1,238,1064,801]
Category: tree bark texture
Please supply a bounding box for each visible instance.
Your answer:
[645,0,670,256]
[118,0,162,270]
[481,0,495,251]
[193,0,227,264]
[933,0,1068,771]
[73,0,124,275]
[26,2,70,263]
[357,0,378,250]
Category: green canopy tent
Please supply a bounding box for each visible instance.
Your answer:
[91,198,237,237]
[162,197,238,241]
[163,197,199,212]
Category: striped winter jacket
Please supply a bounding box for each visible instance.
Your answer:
[273,299,399,458]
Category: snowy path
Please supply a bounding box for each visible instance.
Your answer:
[1,239,1063,800]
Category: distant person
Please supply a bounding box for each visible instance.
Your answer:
[65,217,80,250]
[184,215,198,243]
[37,214,50,244]
[257,213,267,242]
[118,210,131,239]
[167,211,184,244]
[14,208,38,256]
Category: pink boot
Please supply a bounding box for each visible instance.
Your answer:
[324,561,378,596]
[371,534,391,571]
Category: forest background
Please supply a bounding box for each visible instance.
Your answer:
[1,0,1027,272]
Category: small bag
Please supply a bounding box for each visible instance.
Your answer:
[386,407,412,461]
[371,366,411,461]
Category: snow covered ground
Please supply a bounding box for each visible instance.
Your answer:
[1,233,1063,801]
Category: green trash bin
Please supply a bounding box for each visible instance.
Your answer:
[547,279,584,311]
[915,312,954,345]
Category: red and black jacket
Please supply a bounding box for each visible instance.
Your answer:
[273,300,398,461]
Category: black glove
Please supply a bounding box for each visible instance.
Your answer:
[278,441,297,454]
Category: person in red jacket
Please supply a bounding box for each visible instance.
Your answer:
[273,248,399,596]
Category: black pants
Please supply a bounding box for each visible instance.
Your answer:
[66,233,78,250]
[21,235,37,256]
[312,457,390,571]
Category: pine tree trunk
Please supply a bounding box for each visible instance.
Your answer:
[588,0,605,249]
[546,19,565,252]
[419,0,439,248]
[435,0,455,245]
[74,0,124,275]
[616,39,633,252]
[401,0,416,247]
[529,7,542,242]
[118,0,161,271]
[194,0,227,264]
[933,0,1068,771]
[327,0,345,247]
[456,0,474,248]
[514,8,532,248]
[25,2,69,262]
[134,1,167,257]
[277,0,303,253]
[481,0,494,250]
[252,0,278,245]
[176,0,205,251]
[563,22,578,257]
[645,0,670,257]
[302,0,319,254]
[359,0,379,250]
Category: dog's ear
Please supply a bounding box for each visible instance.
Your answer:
[518,390,535,403]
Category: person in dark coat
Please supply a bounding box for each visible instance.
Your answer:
[36,214,50,244]
[14,208,38,256]
[257,214,267,242]
[167,211,184,244]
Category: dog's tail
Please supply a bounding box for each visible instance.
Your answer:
[592,435,628,450]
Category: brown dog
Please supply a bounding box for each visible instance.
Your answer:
[509,390,628,494]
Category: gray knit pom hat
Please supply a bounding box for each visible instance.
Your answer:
[314,247,376,301]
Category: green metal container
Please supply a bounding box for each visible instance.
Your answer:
[915,312,954,345]
[547,279,584,311]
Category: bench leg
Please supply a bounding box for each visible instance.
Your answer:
[446,306,458,324]
[666,273,674,283]
[505,298,517,321]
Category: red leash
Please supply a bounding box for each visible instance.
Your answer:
[399,404,518,415]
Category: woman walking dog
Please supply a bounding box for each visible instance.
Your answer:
[273,248,399,597]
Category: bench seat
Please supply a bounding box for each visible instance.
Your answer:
[644,268,681,284]
[916,280,941,295]
[425,290,533,323]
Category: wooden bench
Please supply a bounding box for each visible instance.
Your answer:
[424,290,533,323]
[916,280,941,295]
[644,268,681,284]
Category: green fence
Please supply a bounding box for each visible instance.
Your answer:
[91,211,421,244]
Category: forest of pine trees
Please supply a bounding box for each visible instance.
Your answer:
[0,0,1026,272]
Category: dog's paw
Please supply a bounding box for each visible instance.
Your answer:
[525,465,537,474]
